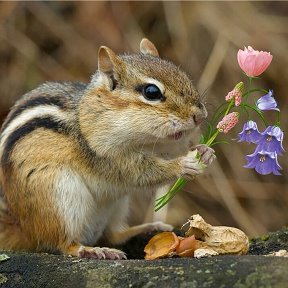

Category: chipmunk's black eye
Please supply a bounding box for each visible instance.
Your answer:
[143,84,163,101]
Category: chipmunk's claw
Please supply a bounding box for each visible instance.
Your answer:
[78,246,127,260]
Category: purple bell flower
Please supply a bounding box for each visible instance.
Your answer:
[256,126,284,155]
[244,148,282,175]
[238,121,261,144]
[256,90,280,111]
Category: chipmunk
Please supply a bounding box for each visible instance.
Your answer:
[0,39,215,259]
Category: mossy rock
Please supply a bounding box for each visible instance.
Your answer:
[0,227,288,288]
[249,227,288,255]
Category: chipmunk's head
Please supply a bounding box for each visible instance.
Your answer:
[80,39,207,155]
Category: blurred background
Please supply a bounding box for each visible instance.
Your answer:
[0,1,287,237]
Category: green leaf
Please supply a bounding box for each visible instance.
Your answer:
[199,134,205,144]
[155,178,187,211]
[210,140,229,147]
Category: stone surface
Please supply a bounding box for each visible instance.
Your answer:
[249,227,288,255]
[0,227,288,288]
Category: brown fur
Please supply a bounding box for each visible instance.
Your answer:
[1,131,79,251]
[0,39,211,258]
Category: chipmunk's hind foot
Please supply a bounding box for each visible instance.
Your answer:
[65,244,127,260]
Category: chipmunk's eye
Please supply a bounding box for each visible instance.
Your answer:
[143,84,164,101]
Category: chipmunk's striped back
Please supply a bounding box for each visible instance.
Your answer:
[0,81,86,168]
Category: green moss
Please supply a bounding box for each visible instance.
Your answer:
[226,269,236,276]
[234,267,272,288]
[0,274,8,284]
[261,235,270,241]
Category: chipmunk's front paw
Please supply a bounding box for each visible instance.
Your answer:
[192,144,216,166]
[78,246,127,260]
[146,221,174,232]
[180,150,206,179]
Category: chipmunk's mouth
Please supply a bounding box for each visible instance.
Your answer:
[168,131,184,140]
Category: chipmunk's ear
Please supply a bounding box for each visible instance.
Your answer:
[98,46,123,89]
[140,38,159,57]
[98,46,122,75]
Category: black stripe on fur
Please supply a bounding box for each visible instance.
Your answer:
[1,96,66,133]
[1,116,69,167]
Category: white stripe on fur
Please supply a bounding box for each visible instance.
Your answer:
[0,106,67,156]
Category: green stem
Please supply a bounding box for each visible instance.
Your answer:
[240,104,250,119]
[155,178,187,211]
[242,103,268,127]
[242,88,268,98]
[206,99,234,147]
[211,102,229,123]
[276,111,281,126]
[248,77,253,97]
[206,130,219,147]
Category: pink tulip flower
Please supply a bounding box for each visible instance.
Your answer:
[237,46,273,77]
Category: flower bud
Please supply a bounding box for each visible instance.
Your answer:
[217,112,239,134]
[225,82,244,106]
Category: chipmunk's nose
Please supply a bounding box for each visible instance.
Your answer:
[193,114,205,125]
[193,104,207,125]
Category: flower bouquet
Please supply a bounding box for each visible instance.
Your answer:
[155,46,284,211]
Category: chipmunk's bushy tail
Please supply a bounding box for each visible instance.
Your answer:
[0,194,32,251]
